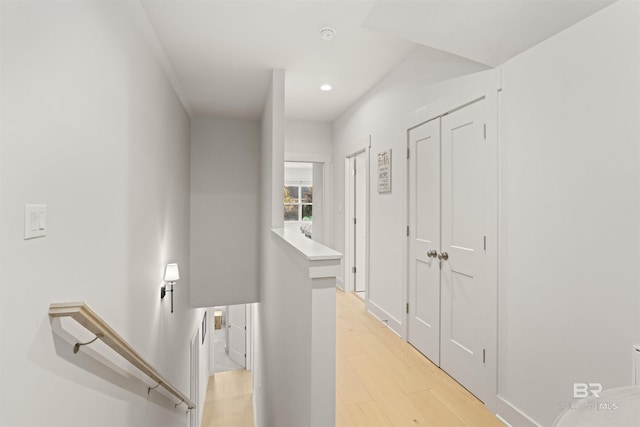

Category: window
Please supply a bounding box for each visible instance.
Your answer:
[284,185,312,222]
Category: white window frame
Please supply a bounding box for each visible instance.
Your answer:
[284,183,313,222]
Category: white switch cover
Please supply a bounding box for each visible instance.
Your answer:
[24,204,47,239]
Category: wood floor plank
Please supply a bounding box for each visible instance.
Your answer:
[406,390,469,427]
[336,289,503,427]
[336,394,357,427]
[336,356,374,406]
[355,332,430,395]
[346,400,395,427]
[337,320,369,357]
[432,384,505,427]
[206,369,253,402]
[201,370,254,427]
[347,353,429,426]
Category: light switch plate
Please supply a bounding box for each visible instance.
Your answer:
[24,204,47,240]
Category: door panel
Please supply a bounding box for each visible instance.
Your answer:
[440,99,488,403]
[449,272,475,354]
[415,260,439,334]
[408,119,441,364]
[228,304,246,368]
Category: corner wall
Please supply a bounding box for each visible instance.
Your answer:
[0,2,207,425]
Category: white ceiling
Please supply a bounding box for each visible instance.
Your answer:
[363,0,616,67]
[141,0,617,122]
[141,1,419,121]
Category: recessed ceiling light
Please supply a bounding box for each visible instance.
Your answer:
[320,84,333,92]
[319,27,336,42]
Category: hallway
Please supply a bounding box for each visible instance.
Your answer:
[202,289,503,426]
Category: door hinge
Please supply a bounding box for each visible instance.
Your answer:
[483,123,487,140]
[354,217,357,225]
[407,148,410,159]
[244,353,247,358]
[352,266,356,274]
[407,226,410,237]
[483,235,487,252]
[244,326,247,330]
[483,349,486,364]
[406,302,409,314]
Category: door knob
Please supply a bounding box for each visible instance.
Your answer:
[438,251,449,261]
[427,250,438,258]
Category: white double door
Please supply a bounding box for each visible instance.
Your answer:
[408,99,494,404]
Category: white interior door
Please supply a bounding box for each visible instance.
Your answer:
[440,99,490,403]
[227,304,246,368]
[408,119,441,365]
[346,157,355,292]
[354,152,367,293]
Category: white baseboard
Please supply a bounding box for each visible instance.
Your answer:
[366,299,403,338]
[336,277,345,291]
[496,396,541,427]
[495,414,510,427]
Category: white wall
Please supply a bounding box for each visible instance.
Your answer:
[497,2,640,425]
[0,2,207,425]
[190,117,260,307]
[332,47,488,334]
[285,120,332,157]
[284,163,313,184]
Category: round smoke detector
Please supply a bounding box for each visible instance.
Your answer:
[319,27,336,41]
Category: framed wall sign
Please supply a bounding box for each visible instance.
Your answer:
[377,149,392,193]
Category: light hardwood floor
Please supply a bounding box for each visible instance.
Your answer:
[201,289,504,427]
[200,369,254,427]
[336,289,503,427]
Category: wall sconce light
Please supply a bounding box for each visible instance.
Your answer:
[161,263,180,313]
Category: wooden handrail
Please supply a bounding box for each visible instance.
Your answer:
[49,302,195,410]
